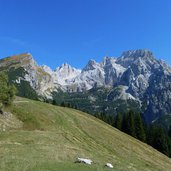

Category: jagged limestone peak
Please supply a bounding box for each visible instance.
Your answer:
[82,59,99,71]
[121,49,154,58]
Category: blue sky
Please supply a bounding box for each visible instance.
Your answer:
[0,0,171,69]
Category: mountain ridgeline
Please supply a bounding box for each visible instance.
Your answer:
[0,50,171,124]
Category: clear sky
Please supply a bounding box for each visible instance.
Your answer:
[0,0,171,69]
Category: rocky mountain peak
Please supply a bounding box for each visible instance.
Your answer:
[60,63,71,68]
[116,49,154,68]
[82,59,99,71]
[41,65,53,75]
[102,56,116,66]
[121,49,153,58]
[0,52,37,70]
[55,63,80,73]
[52,63,81,85]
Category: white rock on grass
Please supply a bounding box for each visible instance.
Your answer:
[105,163,114,168]
[76,157,92,165]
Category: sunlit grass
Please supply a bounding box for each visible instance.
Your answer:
[0,96,171,171]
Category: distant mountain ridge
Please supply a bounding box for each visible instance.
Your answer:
[1,49,171,124]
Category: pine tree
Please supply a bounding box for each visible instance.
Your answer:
[67,102,71,108]
[121,111,136,137]
[134,112,146,142]
[115,113,123,130]
[168,125,171,138]
[74,104,78,109]
[147,125,169,156]
[99,112,107,122]
[127,110,136,137]
[166,136,171,157]
[61,101,65,107]
[106,115,115,126]
[167,125,171,157]
[52,99,57,105]
[121,112,128,133]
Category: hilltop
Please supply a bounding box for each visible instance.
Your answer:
[0,96,171,171]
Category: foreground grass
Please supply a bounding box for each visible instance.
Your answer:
[0,97,171,171]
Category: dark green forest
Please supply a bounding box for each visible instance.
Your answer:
[95,110,171,157]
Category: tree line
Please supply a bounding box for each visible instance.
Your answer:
[94,110,171,157]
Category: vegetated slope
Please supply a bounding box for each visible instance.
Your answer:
[0,97,171,171]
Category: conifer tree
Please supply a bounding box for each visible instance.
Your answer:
[52,99,57,105]
[61,101,65,107]
[127,110,136,137]
[134,112,146,142]
[121,112,128,133]
[168,125,171,138]
[115,113,123,130]
[147,125,169,156]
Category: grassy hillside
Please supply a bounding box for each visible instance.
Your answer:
[0,97,171,171]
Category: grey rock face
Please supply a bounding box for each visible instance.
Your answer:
[116,49,154,68]
[143,72,171,122]
[82,60,99,71]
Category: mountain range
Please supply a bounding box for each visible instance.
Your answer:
[2,96,171,171]
[1,49,171,125]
